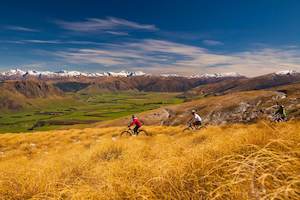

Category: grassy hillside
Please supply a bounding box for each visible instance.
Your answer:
[0,121,299,199]
[0,92,182,133]
[183,73,300,98]
[97,90,300,128]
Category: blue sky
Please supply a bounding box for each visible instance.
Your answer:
[1,0,300,76]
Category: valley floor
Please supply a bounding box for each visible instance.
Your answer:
[0,92,182,133]
[0,121,299,199]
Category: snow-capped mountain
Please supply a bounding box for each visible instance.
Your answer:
[0,69,26,76]
[103,71,146,77]
[161,74,181,77]
[275,70,298,76]
[191,72,242,78]
[0,69,146,78]
[0,69,243,79]
[1,68,298,80]
[160,72,243,78]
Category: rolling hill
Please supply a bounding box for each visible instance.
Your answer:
[184,71,300,97]
[52,75,245,93]
[0,80,63,111]
[98,82,300,128]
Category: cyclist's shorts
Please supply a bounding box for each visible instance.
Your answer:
[194,121,202,125]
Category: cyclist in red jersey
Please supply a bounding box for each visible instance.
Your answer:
[128,115,142,135]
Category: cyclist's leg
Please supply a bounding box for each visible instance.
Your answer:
[198,121,202,128]
[191,121,198,130]
[190,121,194,129]
[133,125,139,135]
[194,121,201,129]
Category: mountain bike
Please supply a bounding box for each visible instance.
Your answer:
[271,113,287,122]
[120,127,150,137]
[183,121,205,132]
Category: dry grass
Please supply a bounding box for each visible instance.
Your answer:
[0,121,299,199]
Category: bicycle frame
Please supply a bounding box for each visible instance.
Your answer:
[127,127,136,135]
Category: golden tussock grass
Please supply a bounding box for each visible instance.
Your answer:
[0,121,299,199]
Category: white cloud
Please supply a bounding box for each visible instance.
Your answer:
[22,39,61,44]
[54,39,300,76]
[4,39,104,46]
[105,31,129,36]
[3,25,39,32]
[202,39,224,46]
[55,17,158,33]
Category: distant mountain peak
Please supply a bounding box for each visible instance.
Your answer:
[161,74,181,77]
[275,70,298,75]
[191,72,243,78]
[1,68,26,76]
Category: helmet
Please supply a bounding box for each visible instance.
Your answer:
[192,110,196,113]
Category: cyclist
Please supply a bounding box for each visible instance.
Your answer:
[274,103,287,122]
[128,115,142,135]
[191,110,202,128]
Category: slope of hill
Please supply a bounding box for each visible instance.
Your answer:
[0,91,183,133]
[75,76,245,93]
[0,80,63,98]
[0,80,63,111]
[53,82,91,92]
[0,121,299,199]
[185,72,300,97]
[99,83,300,128]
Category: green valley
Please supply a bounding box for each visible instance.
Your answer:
[0,91,183,133]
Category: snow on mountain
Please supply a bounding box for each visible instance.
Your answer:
[159,72,243,78]
[0,69,146,78]
[1,69,243,79]
[103,71,146,77]
[104,71,128,77]
[221,72,242,77]
[275,70,298,75]
[161,74,181,77]
[191,72,242,78]
[0,69,26,76]
[2,68,300,79]
[55,70,87,77]
[130,71,146,76]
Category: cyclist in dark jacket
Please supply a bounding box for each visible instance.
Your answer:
[274,103,287,121]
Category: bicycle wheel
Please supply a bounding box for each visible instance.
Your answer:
[120,130,132,137]
[138,129,150,136]
[183,127,193,132]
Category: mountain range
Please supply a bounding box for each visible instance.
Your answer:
[1,69,300,94]
[183,70,300,98]
[0,69,243,79]
[1,68,300,131]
